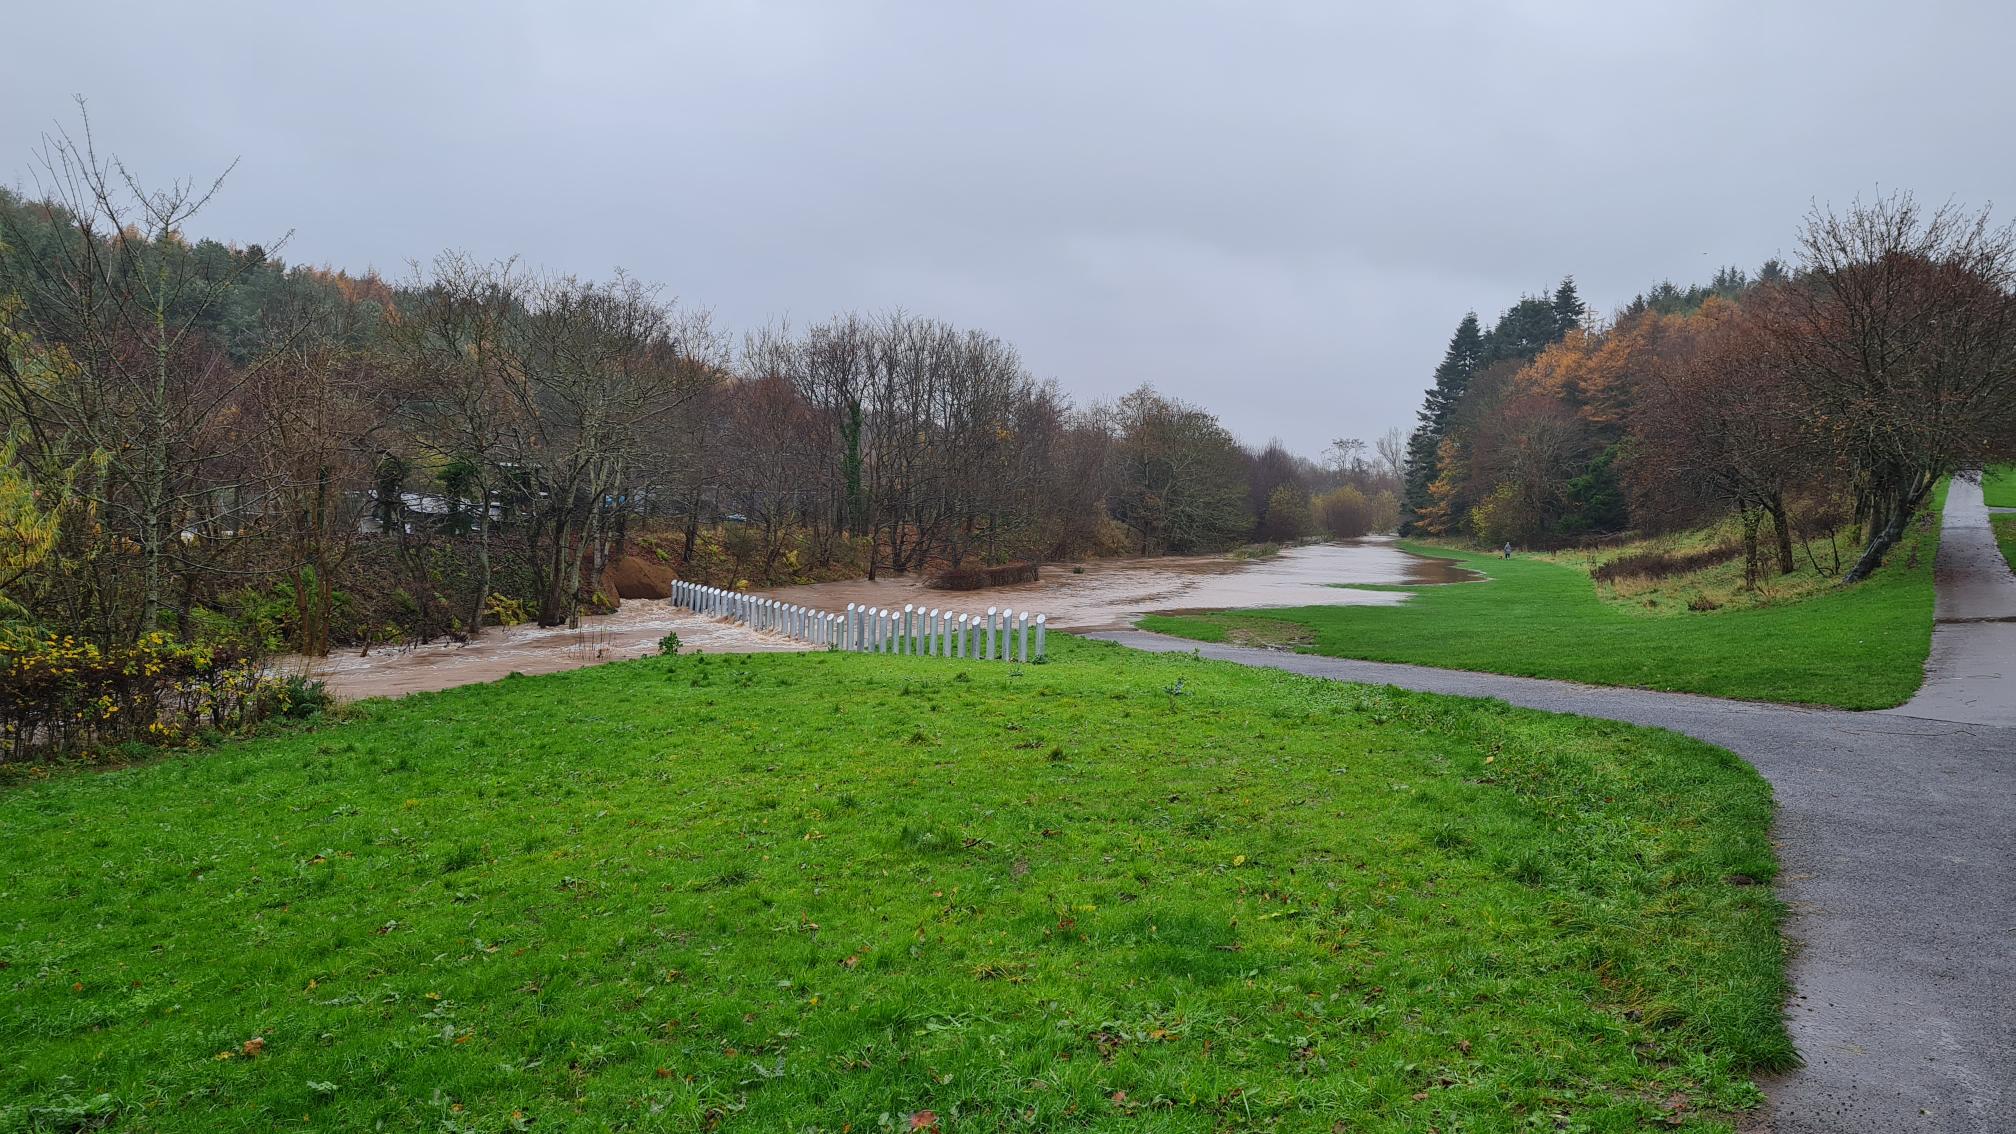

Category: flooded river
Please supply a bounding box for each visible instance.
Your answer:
[756,538,1471,631]
[289,539,1470,700]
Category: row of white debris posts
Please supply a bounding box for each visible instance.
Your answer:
[669,580,1048,662]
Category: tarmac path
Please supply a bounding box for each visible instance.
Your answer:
[1089,479,2016,1132]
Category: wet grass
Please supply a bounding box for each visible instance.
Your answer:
[0,639,1787,1132]
[1994,514,2015,574]
[1144,504,1940,710]
[1983,466,2016,509]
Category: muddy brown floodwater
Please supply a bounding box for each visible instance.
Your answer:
[757,538,1475,631]
[281,606,811,702]
[286,539,1472,701]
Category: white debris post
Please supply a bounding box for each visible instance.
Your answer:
[985,607,999,660]
[1017,612,1030,662]
[845,603,858,650]
[900,604,914,655]
[1035,614,1047,660]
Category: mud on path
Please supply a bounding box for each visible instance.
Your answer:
[758,538,1474,631]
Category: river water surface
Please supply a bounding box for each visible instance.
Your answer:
[290,539,1469,700]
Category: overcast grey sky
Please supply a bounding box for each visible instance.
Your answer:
[4,0,2010,454]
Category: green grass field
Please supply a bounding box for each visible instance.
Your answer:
[1142,507,1940,709]
[0,641,1787,1132]
[1983,466,2016,508]
[1994,514,2015,575]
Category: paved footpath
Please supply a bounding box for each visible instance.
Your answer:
[1088,482,2016,1133]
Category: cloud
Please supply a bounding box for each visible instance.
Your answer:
[5,0,2010,453]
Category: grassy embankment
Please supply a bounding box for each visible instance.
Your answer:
[1,641,1787,1131]
[1982,465,2016,508]
[1143,495,1943,709]
[1984,467,2015,572]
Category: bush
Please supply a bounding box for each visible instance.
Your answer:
[1592,543,1743,584]
[658,631,682,656]
[269,673,331,719]
[926,562,1040,591]
[0,629,297,763]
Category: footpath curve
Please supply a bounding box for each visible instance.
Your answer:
[1088,480,2016,1133]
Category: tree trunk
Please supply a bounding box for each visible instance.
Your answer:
[467,486,492,640]
[1842,475,1933,584]
[1766,492,1795,576]
[1740,506,1762,590]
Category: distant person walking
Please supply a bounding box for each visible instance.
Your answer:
[1502,542,1513,559]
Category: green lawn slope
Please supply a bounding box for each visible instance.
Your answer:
[1983,466,2016,508]
[1,641,1786,1132]
[1142,506,1940,709]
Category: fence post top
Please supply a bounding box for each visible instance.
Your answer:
[904,603,914,613]
[846,602,857,612]
[988,606,998,615]
[1036,614,1046,623]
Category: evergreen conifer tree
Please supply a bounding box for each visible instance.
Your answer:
[1551,276,1586,337]
[1402,313,1484,525]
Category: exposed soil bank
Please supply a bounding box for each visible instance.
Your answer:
[758,539,1473,631]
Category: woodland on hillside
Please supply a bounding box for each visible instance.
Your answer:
[0,118,1397,677]
[1403,195,2016,587]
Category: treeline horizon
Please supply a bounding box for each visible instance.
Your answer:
[0,116,1397,657]
[1401,194,2016,585]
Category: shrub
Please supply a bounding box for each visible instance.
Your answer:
[0,629,298,763]
[483,592,531,627]
[1592,543,1744,584]
[658,631,682,656]
[926,562,1040,591]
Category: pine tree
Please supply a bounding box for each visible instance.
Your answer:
[1551,276,1586,337]
[1402,313,1484,526]
[1480,296,1560,365]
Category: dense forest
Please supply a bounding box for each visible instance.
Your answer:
[0,120,1398,677]
[1402,197,2016,585]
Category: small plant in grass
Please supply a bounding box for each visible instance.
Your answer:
[657,631,681,656]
